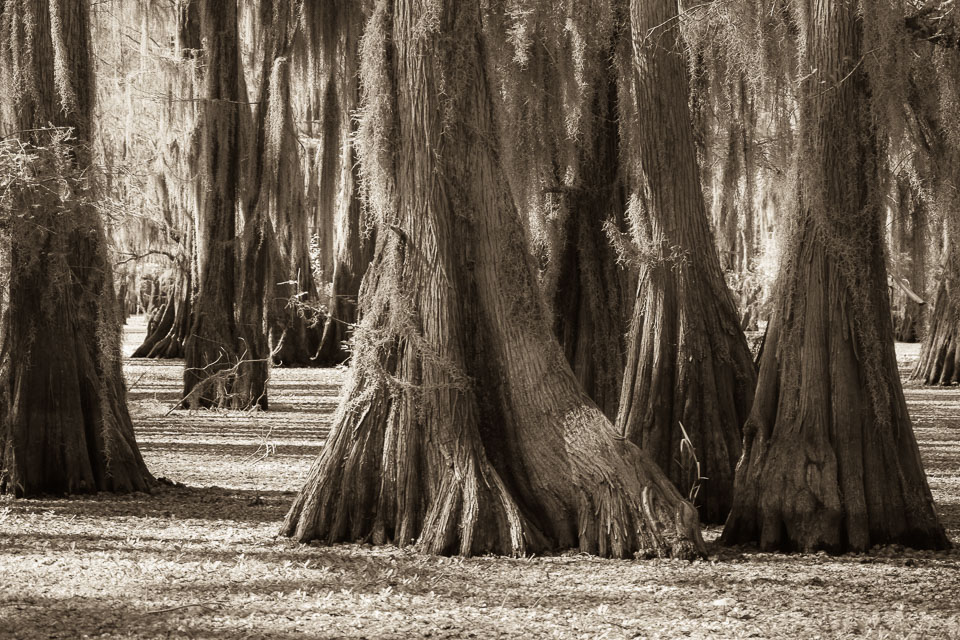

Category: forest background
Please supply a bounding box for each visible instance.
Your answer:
[1,0,960,637]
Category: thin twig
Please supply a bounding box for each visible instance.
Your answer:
[141,601,223,616]
[115,249,176,266]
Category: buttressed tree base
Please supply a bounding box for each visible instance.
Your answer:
[281,0,706,559]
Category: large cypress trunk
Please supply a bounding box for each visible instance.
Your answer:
[281,0,705,559]
[615,0,757,524]
[247,1,322,369]
[721,1,949,552]
[183,0,263,409]
[0,0,153,496]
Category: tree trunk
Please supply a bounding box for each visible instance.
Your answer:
[312,1,371,367]
[615,0,757,524]
[175,0,201,58]
[133,6,201,359]
[132,257,193,359]
[0,0,153,496]
[182,0,257,408]
[715,114,741,273]
[314,140,372,366]
[912,249,960,385]
[281,0,705,559]
[239,0,313,403]
[892,175,928,343]
[262,29,323,368]
[721,1,949,552]
[551,79,629,421]
[312,69,339,285]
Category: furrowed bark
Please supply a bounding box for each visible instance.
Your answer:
[722,0,949,552]
[282,0,705,559]
[183,0,262,409]
[0,0,153,496]
[616,0,757,524]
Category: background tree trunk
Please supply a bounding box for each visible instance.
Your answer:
[133,260,192,359]
[312,1,372,367]
[913,244,960,385]
[182,0,254,408]
[132,2,201,360]
[721,1,949,552]
[313,144,372,366]
[615,0,757,524]
[281,0,705,559]
[0,0,152,496]
[891,174,928,343]
[245,1,320,369]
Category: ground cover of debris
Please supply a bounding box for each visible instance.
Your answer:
[0,318,958,639]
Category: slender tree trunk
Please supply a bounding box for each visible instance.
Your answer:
[715,113,741,273]
[313,70,339,284]
[913,243,960,385]
[183,0,256,408]
[892,175,928,343]
[722,1,949,552]
[313,1,371,367]
[314,139,372,366]
[0,0,153,496]
[615,0,757,524]
[281,0,705,559]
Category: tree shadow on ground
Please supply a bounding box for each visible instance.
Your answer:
[0,485,296,524]
[139,442,324,456]
[0,596,312,640]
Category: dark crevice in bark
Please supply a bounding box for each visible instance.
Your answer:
[551,73,630,421]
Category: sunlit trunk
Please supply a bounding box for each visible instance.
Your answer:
[722,1,949,552]
[282,0,705,559]
[0,0,152,495]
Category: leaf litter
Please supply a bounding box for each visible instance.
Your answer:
[0,319,957,639]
